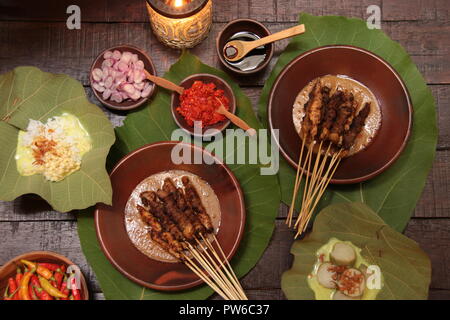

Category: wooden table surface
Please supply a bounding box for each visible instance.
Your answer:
[0,0,449,300]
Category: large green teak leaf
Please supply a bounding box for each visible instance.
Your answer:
[282,202,431,299]
[77,51,281,300]
[0,67,115,212]
[258,14,437,231]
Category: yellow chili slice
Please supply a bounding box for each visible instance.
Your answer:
[38,277,68,299]
[21,259,53,280]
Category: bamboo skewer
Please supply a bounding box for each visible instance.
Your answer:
[180,234,247,300]
[287,135,307,227]
[286,138,344,238]
[295,149,342,237]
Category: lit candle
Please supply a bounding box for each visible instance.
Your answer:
[146,0,213,49]
[174,0,184,7]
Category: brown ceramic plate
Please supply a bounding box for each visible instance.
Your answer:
[90,44,156,111]
[95,141,246,291]
[268,45,412,184]
[216,18,274,75]
[171,73,236,138]
[0,251,89,300]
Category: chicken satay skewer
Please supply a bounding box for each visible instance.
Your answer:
[163,178,206,235]
[137,205,183,259]
[140,191,184,242]
[181,176,214,233]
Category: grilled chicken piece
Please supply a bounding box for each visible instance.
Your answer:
[157,179,195,241]
[328,92,355,146]
[319,88,340,140]
[343,102,371,150]
[137,205,183,260]
[306,81,323,139]
[182,176,214,233]
[149,230,182,260]
[137,205,162,233]
[140,191,184,242]
[343,94,357,132]
[162,178,206,235]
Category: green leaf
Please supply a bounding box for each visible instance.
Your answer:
[258,13,437,231]
[0,67,115,212]
[77,51,281,300]
[282,202,431,300]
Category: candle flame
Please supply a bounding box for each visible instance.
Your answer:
[174,0,184,7]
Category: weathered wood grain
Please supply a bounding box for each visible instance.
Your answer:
[1,219,449,296]
[405,219,450,290]
[383,0,450,22]
[0,0,379,23]
[0,21,449,85]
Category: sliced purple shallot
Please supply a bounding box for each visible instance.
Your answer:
[91,50,152,103]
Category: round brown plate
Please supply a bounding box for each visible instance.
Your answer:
[268,45,412,184]
[95,141,246,291]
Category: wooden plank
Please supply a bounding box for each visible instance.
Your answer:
[432,85,450,149]
[0,21,449,85]
[382,0,450,22]
[0,0,277,23]
[429,289,450,300]
[1,219,449,294]
[0,0,148,22]
[383,22,450,56]
[413,150,450,218]
[405,219,450,290]
[1,0,447,27]
[276,0,381,22]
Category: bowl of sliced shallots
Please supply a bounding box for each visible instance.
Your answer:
[90,44,156,111]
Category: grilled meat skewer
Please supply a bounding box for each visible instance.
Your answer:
[140,191,184,242]
[137,205,183,259]
[343,102,371,150]
[162,178,207,236]
[157,179,196,241]
[182,176,214,233]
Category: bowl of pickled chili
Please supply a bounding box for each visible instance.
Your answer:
[0,251,89,300]
[171,74,236,138]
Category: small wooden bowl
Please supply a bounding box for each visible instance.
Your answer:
[268,45,413,184]
[171,73,236,138]
[0,251,89,300]
[90,44,156,111]
[216,19,274,75]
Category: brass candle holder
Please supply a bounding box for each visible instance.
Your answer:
[146,0,213,49]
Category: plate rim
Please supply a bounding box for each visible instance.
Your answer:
[94,141,246,291]
[268,44,413,184]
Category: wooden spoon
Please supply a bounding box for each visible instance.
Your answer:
[216,98,256,136]
[224,24,306,62]
[144,70,184,95]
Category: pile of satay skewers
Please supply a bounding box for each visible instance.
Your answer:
[287,80,371,238]
[137,176,247,300]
